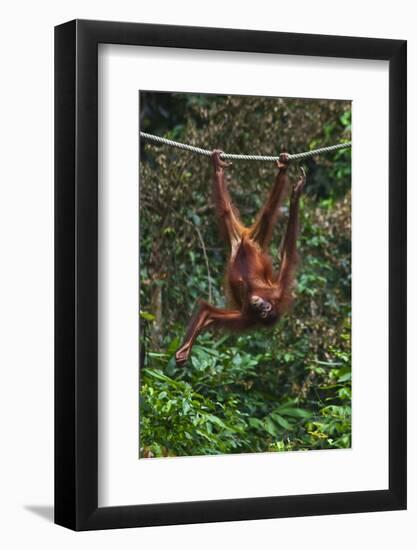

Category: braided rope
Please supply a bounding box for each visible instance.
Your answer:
[140,131,351,162]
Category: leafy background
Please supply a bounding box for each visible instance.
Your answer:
[139,92,351,458]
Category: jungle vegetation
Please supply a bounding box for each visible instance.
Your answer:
[139,92,351,458]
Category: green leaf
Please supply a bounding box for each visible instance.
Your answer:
[276,407,312,419]
[270,413,293,431]
[140,310,155,321]
[167,336,181,354]
[263,417,278,437]
[338,371,351,382]
[205,414,227,430]
[248,417,263,429]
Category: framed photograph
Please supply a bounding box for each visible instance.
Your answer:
[55,19,406,530]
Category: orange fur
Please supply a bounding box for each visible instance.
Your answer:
[175,151,305,364]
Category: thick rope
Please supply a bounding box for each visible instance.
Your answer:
[140,131,351,162]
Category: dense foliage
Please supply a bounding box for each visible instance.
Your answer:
[139,92,351,458]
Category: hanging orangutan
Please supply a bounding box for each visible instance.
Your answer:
[175,150,306,364]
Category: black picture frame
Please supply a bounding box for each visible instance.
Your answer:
[55,19,407,531]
